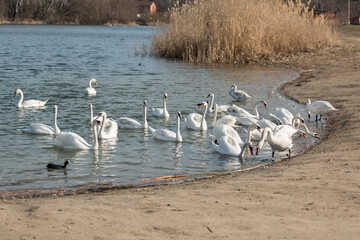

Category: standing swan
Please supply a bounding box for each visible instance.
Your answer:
[14,88,48,108]
[85,78,98,96]
[52,119,101,150]
[212,124,261,157]
[229,84,251,101]
[117,100,148,129]
[23,105,61,135]
[150,111,183,142]
[152,93,170,118]
[96,112,118,139]
[306,98,338,121]
[185,101,209,131]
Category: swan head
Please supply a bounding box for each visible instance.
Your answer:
[96,112,107,121]
[164,93,168,102]
[313,133,321,139]
[197,101,208,108]
[206,93,214,98]
[298,130,308,139]
[91,78,98,85]
[14,88,21,97]
[91,119,102,127]
[256,124,262,133]
[143,100,147,108]
[262,100,268,109]
[53,105,58,113]
[177,111,182,119]
[231,84,236,90]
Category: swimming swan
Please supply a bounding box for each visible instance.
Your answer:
[14,88,48,108]
[152,93,170,118]
[22,105,60,135]
[96,112,118,139]
[52,119,101,150]
[150,111,182,142]
[117,100,148,129]
[185,101,209,131]
[207,93,231,113]
[211,103,238,127]
[85,78,98,96]
[306,98,338,121]
[229,84,251,101]
[210,124,243,145]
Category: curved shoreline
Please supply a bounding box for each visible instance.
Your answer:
[1,25,359,239]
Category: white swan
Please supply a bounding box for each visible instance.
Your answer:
[207,93,230,113]
[306,98,338,121]
[23,105,60,135]
[248,118,279,141]
[212,124,260,157]
[117,100,148,129]
[85,78,98,96]
[210,124,243,145]
[150,111,182,142]
[96,112,118,139]
[14,88,48,108]
[229,84,251,101]
[272,116,305,138]
[211,103,238,127]
[184,101,208,131]
[226,100,267,119]
[270,107,294,125]
[256,127,304,161]
[152,93,170,118]
[52,119,101,150]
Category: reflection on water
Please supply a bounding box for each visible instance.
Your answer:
[0,25,324,194]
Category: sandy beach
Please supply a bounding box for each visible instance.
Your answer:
[1,25,359,240]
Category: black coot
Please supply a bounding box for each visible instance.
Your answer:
[47,160,70,169]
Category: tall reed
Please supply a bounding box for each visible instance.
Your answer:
[151,0,337,63]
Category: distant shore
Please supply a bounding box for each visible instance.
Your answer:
[1,25,359,239]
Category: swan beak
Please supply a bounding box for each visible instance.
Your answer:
[144,101,147,107]
[13,91,16,97]
[197,103,204,107]
[314,134,320,139]
[257,127,262,133]
[97,121,102,126]
[302,133,308,139]
[95,81,98,85]
[264,103,268,109]
[308,113,311,119]
[255,148,260,155]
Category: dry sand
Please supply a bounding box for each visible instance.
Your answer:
[1,25,360,240]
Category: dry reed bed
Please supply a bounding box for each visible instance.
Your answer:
[151,0,337,63]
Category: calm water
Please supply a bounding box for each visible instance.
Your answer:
[0,25,323,194]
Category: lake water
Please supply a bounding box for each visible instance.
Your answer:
[0,25,323,195]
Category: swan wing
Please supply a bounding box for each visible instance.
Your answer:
[152,107,164,116]
[117,117,141,128]
[153,129,176,141]
[99,120,118,139]
[185,113,201,130]
[22,99,48,108]
[214,115,237,126]
[23,123,55,135]
[308,101,338,114]
[53,132,91,149]
[85,87,96,95]
[226,105,253,118]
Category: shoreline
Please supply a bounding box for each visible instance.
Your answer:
[1,25,359,239]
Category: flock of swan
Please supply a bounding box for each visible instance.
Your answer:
[14,79,338,162]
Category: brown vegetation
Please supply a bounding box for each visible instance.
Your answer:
[151,0,338,63]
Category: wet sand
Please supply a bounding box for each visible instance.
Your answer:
[1,25,360,240]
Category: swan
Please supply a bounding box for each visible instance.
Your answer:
[52,119,101,150]
[229,84,251,101]
[226,100,267,119]
[210,124,243,145]
[211,103,238,127]
[89,103,110,134]
[14,88,48,108]
[96,112,118,139]
[211,124,261,157]
[270,107,294,125]
[152,93,170,118]
[23,105,61,135]
[206,93,231,113]
[116,100,148,129]
[150,111,182,142]
[185,101,209,131]
[256,127,306,161]
[85,78,98,96]
[306,98,338,121]
[248,118,279,141]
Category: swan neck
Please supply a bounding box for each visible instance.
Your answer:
[143,106,148,128]
[211,105,218,126]
[200,104,208,129]
[89,79,94,88]
[258,128,272,149]
[254,102,261,119]
[176,116,182,141]
[54,107,60,134]
[90,104,93,125]
[17,90,24,107]
[100,113,107,134]
[209,95,214,112]
[299,123,311,135]
[163,97,167,111]
[93,121,99,150]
